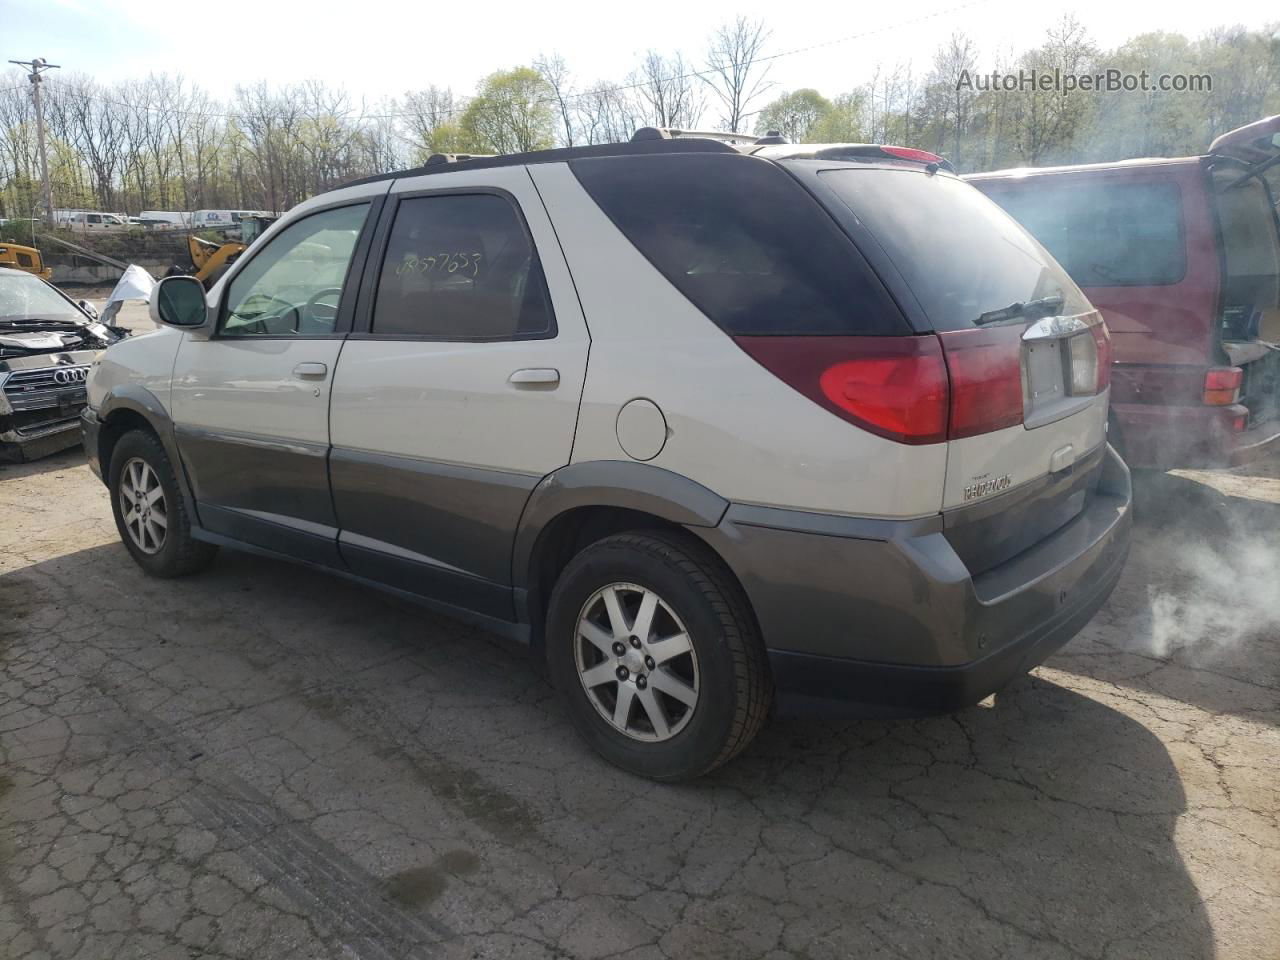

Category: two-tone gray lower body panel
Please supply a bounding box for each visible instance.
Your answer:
[692,446,1132,713]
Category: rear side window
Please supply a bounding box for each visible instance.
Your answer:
[371,194,554,340]
[570,154,905,335]
[987,180,1186,287]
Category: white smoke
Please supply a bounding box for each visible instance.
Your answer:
[1145,502,1280,660]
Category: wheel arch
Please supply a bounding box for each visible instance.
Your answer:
[513,461,750,651]
[96,386,197,518]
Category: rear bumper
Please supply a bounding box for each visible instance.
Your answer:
[694,446,1132,714]
[1112,401,1279,469]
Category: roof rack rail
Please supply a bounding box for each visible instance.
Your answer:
[339,136,739,191]
[425,153,496,166]
[631,126,771,146]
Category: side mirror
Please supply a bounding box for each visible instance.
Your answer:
[77,299,99,320]
[150,275,211,332]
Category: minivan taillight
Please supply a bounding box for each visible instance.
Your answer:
[736,332,1033,444]
[1203,366,1243,405]
[937,326,1025,439]
[734,336,949,444]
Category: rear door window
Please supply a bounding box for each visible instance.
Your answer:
[370,194,554,340]
[989,180,1186,288]
[819,168,1091,332]
[570,154,906,336]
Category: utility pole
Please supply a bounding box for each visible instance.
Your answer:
[8,57,60,225]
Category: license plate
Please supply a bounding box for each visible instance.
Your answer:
[1024,340,1064,406]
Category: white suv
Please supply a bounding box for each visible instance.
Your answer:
[82,133,1132,780]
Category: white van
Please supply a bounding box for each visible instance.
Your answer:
[57,211,129,231]
[139,211,192,228]
[192,209,273,231]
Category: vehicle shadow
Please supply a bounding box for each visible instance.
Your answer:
[711,677,1216,959]
[1,539,1218,959]
[0,445,86,480]
[1052,466,1280,723]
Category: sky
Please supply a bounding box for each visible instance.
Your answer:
[2,0,1277,108]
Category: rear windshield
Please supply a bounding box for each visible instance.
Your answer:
[570,154,906,336]
[819,168,1090,331]
[985,180,1186,287]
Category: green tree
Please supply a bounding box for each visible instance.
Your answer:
[460,68,557,155]
[754,89,832,142]
[808,91,868,142]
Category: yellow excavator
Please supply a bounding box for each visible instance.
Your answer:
[0,241,53,280]
[173,215,276,289]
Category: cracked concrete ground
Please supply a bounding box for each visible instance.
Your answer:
[1,441,1277,959]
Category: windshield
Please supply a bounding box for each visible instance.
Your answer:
[819,168,1091,331]
[0,270,83,323]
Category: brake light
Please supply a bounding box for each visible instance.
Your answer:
[937,326,1025,439]
[1203,367,1243,405]
[880,146,945,166]
[734,336,948,444]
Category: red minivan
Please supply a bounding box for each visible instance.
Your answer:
[969,117,1280,469]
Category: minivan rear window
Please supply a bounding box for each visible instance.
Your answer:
[1212,171,1280,339]
[819,168,1091,331]
[570,154,906,336]
[987,180,1186,288]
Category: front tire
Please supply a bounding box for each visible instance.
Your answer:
[546,530,772,780]
[108,429,217,577]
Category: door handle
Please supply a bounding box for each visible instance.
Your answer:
[508,368,560,386]
[292,362,328,380]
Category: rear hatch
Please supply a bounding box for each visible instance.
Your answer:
[1209,117,1280,427]
[809,164,1111,575]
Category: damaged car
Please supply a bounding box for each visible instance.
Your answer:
[0,268,128,462]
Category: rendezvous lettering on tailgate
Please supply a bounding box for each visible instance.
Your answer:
[964,474,1013,502]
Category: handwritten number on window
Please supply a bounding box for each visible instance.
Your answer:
[396,252,482,278]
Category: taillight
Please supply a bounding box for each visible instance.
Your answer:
[1092,322,1112,391]
[734,336,948,444]
[937,326,1025,439]
[1203,367,1243,405]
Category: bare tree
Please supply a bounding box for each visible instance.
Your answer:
[576,81,644,145]
[402,85,457,159]
[702,17,773,132]
[631,51,704,129]
[534,53,576,146]
[924,33,980,166]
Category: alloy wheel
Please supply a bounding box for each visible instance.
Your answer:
[574,582,700,741]
[119,457,167,555]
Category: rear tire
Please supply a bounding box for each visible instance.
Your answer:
[108,429,217,578]
[546,530,772,780]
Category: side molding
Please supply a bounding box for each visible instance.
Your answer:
[510,459,729,590]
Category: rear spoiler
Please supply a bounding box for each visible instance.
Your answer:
[1208,115,1280,190]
